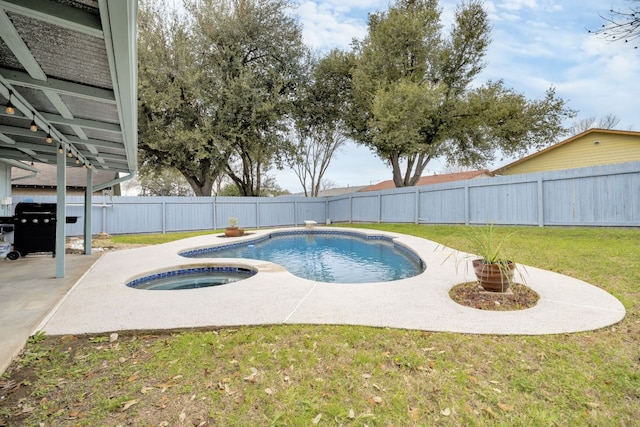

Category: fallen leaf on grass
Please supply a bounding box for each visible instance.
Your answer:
[264,387,273,395]
[244,367,259,382]
[348,409,355,419]
[369,396,382,405]
[156,382,174,393]
[312,413,322,424]
[440,408,451,416]
[21,405,35,414]
[155,396,169,409]
[484,407,497,417]
[140,386,154,394]
[408,406,420,421]
[120,399,138,411]
[498,403,513,412]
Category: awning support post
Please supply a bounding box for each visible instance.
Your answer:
[84,167,93,254]
[55,150,66,278]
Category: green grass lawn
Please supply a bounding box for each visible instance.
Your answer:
[1,224,639,426]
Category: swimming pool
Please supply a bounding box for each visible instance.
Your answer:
[180,230,425,283]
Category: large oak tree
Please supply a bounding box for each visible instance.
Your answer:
[137,0,307,196]
[343,0,575,187]
[138,0,224,196]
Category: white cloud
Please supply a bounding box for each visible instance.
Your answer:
[297,1,368,49]
[498,0,537,11]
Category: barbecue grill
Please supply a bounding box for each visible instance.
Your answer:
[0,202,78,259]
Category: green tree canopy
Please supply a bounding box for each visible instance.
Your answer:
[288,50,353,197]
[186,0,307,196]
[137,0,225,196]
[137,0,307,196]
[343,0,575,187]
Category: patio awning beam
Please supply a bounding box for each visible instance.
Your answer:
[1,69,116,103]
[66,135,125,150]
[41,113,121,134]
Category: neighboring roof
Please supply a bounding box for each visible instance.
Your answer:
[317,186,368,197]
[360,170,493,192]
[11,162,117,189]
[289,186,369,198]
[0,0,137,174]
[493,128,640,174]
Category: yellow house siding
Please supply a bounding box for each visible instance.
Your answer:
[501,132,640,175]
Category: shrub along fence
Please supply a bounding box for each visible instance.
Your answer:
[11,162,640,235]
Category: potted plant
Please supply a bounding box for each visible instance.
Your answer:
[463,224,516,293]
[224,217,244,237]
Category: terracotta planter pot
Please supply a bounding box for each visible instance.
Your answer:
[224,227,244,237]
[472,259,515,292]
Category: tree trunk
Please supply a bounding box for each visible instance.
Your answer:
[183,173,213,196]
[390,153,404,188]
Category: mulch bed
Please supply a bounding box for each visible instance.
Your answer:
[449,281,539,311]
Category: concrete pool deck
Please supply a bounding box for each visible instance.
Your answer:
[37,227,625,337]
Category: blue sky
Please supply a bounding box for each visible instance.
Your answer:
[273,0,640,192]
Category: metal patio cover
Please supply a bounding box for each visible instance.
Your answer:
[0,0,137,175]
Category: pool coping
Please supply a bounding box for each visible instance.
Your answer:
[38,226,626,336]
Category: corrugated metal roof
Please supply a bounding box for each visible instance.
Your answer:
[0,0,137,174]
[9,12,113,89]
[61,95,120,124]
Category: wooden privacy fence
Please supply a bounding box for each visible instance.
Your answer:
[11,162,640,235]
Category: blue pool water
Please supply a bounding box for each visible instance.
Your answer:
[181,232,424,283]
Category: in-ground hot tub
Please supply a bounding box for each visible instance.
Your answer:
[126,266,256,290]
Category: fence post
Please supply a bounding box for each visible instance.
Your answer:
[414,187,419,224]
[256,199,260,229]
[102,197,107,234]
[212,198,217,230]
[378,194,382,223]
[537,178,544,227]
[161,200,166,234]
[464,182,470,225]
[325,198,329,225]
[349,195,353,223]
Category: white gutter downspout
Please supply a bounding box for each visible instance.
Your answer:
[0,159,40,181]
[92,170,136,193]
